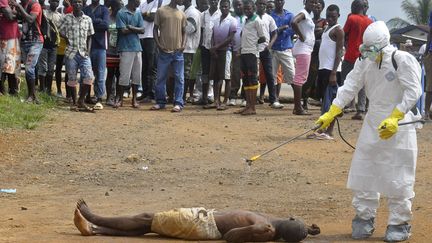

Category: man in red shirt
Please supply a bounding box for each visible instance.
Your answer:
[341,0,372,119]
[0,0,20,95]
[10,0,44,103]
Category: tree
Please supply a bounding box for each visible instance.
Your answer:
[402,0,431,24]
[387,0,432,30]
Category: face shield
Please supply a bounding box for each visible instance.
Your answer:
[361,21,390,63]
[359,44,383,61]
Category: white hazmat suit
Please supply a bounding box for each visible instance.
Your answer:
[331,21,422,240]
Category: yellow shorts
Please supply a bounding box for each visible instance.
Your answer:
[151,207,222,240]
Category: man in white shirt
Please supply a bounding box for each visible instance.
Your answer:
[206,0,236,110]
[138,0,161,102]
[182,0,201,102]
[256,0,283,109]
[227,0,246,106]
[235,0,265,115]
[196,0,220,106]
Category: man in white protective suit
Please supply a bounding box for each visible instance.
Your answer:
[315,21,422,242]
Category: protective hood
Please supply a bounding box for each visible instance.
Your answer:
[362,21,390,49]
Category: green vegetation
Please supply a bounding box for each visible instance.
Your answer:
[388,0,432,30]
[0,88,58,130]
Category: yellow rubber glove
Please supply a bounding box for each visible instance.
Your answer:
[315,104,343,130]
[378,108,405,140]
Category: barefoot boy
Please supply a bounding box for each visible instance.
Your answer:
[235,0,265,115]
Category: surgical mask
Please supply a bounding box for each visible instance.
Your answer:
[359,44,382,61]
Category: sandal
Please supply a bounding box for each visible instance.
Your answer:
[113,100,123,109]
[306,132,319,139]
[343,108,356,113]
[315,133,334,140]
[192,99,207,105]
[77,104,95,113]
[351,112,364,120]
[241,110,256,116]
[217,104,227,110]
[234,107,247,114]
[93,102,104,110]
[150,104,165,110]
[171,105,182,112]
[70,106,79,112]
[132,100,139,109]
[203,104,217,109]
[292,109,311,116]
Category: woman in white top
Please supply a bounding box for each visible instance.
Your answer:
[291,0,319,115]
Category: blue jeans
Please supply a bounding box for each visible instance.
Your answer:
[21,41,43,82]
[90,48,106,99]
[65,53,94,87]
[259,49,276,103]
[155,51,184,107]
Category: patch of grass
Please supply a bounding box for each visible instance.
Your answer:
[0,88,58,130]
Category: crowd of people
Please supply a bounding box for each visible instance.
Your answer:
[0,0,399,119]
[0,0,428,242]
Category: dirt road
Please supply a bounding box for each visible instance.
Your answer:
[1,103,431,242]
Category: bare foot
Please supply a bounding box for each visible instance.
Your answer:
[76,199,93,220]
[233,107,247,114]
[74,208,94,236]
[241,108,256,116]
[113,100,123,109]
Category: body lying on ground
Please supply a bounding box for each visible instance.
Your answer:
[74,199,320,242]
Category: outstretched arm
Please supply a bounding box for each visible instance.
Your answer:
[223,223,275,243]
[332,58,367,109]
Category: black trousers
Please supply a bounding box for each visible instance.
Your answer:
[241,53,258,87]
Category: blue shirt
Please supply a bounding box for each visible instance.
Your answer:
[83,4,110,50]
[116,7,144,52]
[270,9,294,51]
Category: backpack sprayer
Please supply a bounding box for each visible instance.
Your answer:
[245,118,430,167]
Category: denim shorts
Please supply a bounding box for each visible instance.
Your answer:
[65,53,94,86]
[21,41,43,80]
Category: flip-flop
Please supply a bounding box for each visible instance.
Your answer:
[306,132,319,139]
[150,104,165,110]
[343,108,356,113]
[316,133,334,140]
[234,107,247,114]
[93,102,104,110]
[217,105,227,110]
[203,104,217,109]
[293,109,311,116]
[77,104,95,113]
[171,105,182,112]
[70,106,79,112]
